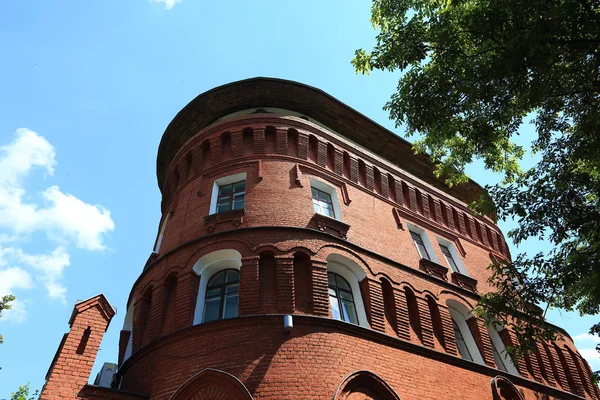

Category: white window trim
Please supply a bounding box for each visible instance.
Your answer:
[209,172,248,215]
[488,323,520,375]
[407,224,439,263]
[121,302,134,364]
[309,178,342,221]
[436,237,468,275]
[448,304,485,365]
[326,260,368,327]
[193,251,242,325]
[153,213,169,253]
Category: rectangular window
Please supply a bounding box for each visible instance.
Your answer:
[440,244,459,272]
[312,187,335,218]
[410,231,431,260]
[216,180,245,213]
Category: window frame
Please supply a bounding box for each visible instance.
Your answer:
[209,173,248,215]
[437,238,468,275]
[326,259,369,327]
[328,272,359,324]
[312,186,336,218]
[407,224,439,263]
[447,303,485,365]
[202,269,240,323]
[488,323,520,375]
[309,178,342,221]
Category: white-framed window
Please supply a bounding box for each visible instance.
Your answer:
[488,323,520,375]
[437,238,468,275]
[121,302,134,364]
[447,301,484,364]
[153,213,169,253]
[326,255,369,327]
[209,173,247,215]
[192,249,242,324]
[407,224,438,263]
[309,178,342,221]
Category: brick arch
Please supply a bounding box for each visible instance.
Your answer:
[252,244,286,255]
[315,244,373,276]
[490,376,524,400]
[333,370,401,400]
[437,289,478,310]
[169,368,253,400]
[184,239,253,269]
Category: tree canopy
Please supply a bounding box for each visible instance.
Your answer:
[0,294,15,345]
[353,0,600,363]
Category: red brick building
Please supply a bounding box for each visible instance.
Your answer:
[41,78,598,400]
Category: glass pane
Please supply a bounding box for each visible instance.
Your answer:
[219,184,233,195]
[233,181,245,192]
[320,203,334,218]
[209,271,226,286]
[225,283,239,294]
[313,200,321,214]
[222,293,238,319]
[328,287,337,297]
[410,231,422,243]
[341,300,358,324]
[329,295,342,320]
[225,270,239,283]
[445,254,459,272]
[417,243,430,260]
[217,201,231,213]
[311,187,318,198]
[440,245,451,256]
[335,275,351,291]
[319,190,331,202]
[340,290,354,301]
[206,288,221,298]
[203,298,220,323]
[232,196,244,210]
[492,345,507,371]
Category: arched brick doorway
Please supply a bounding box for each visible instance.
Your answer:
[169,368,253,400]
[333,371,401,400]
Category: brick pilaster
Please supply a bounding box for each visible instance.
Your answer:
[311,258,329,316]
[297,133,308,160]
[253,128,266,154]
[393,288,411,340]
[316,141,328,167]
[438,305,458,355]
[535,341,557,386]
[421,193,431,219]
[148,284,165,342]
[239,256,260,316]
[416,296,435,348]
[408,187,418,213]
[276,128,288,155]
[174,271,199,330]
[364,164,374,191]
[360,278,385,333]
[466,317,496,367]
[559,347,586,396]
[231,130,244,158]
[334,149,344,176]
[275,256,295,314]
[209,137,222,165]
[446,206,457,231]
[348,156,359,184]
[379,173,390,198]
[571,351,596,398]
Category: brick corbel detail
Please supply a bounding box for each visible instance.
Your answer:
[231,130,244,158]
[276,128,288,155]
[559,348,586,396]
[535,341,557,387]
[438,305,459,356]
[297,133,308,160]
[333,149,344,176]
[421,193,431,219]
[275,256,295,314]
[446,206,457,231]
[416,296,435,349]
[393,287,411,341]
[466,317,496,368]
[408,187,419,213]
[239,256,260,316]
[348,156,359,184]
[209,137,222,165]
[174,271,199,329]
[316,141,328,167]
[253,128,265,154]
[360,278,385,333]
[364,164,374,191]
[498,329,530,378]
[310,258,329,316]
[379,173,390,199]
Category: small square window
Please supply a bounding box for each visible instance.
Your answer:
[216,180,245,213]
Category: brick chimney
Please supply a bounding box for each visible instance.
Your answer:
[40,294,115,400]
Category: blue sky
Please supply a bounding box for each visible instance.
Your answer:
[0,0,597,396]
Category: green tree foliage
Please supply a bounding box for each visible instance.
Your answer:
[353,0,600,361]
[5,383,38,400]
[0,294,16,344]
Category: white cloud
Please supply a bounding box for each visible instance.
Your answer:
[0,129,115,319]
[573,332,600,371]
[151,0,182,10]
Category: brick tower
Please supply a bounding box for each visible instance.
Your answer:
[42,78,598,400]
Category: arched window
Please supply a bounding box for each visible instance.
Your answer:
[328,272,358,324]
[326,255,369,327]
[447,301,484,364]
[488,324,519,375]
[192,249,242,325]
[203,269,239,323]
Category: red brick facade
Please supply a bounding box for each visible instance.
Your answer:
[41,78,598,400]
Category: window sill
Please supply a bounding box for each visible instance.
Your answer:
[419,259,449,281]
[310,213,350,240]
[451,271,478,293]
[204,209,245,233]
